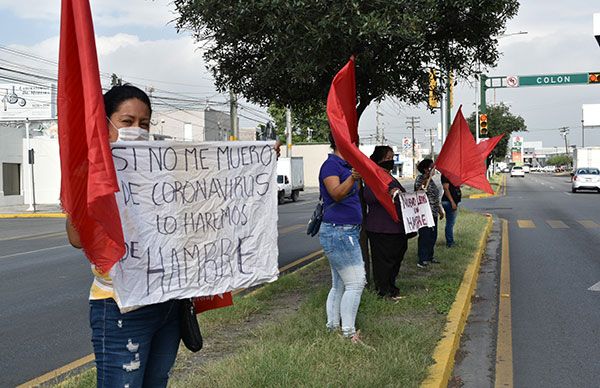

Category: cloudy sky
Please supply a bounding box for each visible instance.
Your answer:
[1,0,599,148]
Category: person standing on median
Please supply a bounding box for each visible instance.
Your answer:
[363,145,408,300]
[441,174,461,248]
[318,132,366,343]
[414,159,444,268]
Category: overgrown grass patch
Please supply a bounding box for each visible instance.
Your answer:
[55,210,488,388]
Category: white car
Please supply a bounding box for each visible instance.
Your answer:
[510,166,525,177]
[571,167,600,193]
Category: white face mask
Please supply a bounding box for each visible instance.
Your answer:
[108,117,150,141]
[117,127,150,141]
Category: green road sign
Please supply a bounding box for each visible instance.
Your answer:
[519,73,589,87]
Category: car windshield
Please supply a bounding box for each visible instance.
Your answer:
[513,167,522,170]
[577,168,600,175]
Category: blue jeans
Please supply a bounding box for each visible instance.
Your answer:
[89,298,181,388]
[418,216,438,264]
[442,201,458,246]
[319,222,366,337]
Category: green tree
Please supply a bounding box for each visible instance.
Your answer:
[267,104,330,143]
[466,103,526,161]
[546,154,572,167]
[174,0,519,117]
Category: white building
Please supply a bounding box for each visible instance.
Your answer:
[151,107,233,141]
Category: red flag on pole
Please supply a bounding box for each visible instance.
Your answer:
[326,57,398,222]
[434,106,485,186]
[58,0,125,273]
[462,134,505,194]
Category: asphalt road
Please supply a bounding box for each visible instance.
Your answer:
[0,190,321,387]
[466,173,600,387]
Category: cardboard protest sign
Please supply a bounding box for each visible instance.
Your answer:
[398,191,435,234]
[109,141,279,309]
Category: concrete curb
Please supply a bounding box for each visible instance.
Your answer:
[0,213,65,219]
[468,174,506,199]
[421,214,494,388]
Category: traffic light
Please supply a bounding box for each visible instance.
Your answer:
[480,114,488,136]
[589,72,600,83]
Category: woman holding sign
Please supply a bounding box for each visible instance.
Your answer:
[363,146,408,300]
[66,85,181,388]
[318,133,366,343]
[414,159,444,269]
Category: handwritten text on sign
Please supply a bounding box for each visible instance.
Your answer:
[399,191,435,234]
[109,141,279,309]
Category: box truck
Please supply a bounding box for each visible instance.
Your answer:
[573,147,600,170]
[277,157,304,204]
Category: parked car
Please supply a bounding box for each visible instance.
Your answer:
[571,167,600,193]
[522,164,531,173]
[510,166,525,177]
[501,167,511,173]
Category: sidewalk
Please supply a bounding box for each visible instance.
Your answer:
[0,203,64,218]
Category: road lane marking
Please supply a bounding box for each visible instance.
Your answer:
[16,354,95,388]
[495,219,513,388]
[578,220,600,228]
[546,220,569,229]
[0,244,71,260]
[517,220,535,228]
[20,231,67,241]
[588,281,600,292]
[18,249,326,387]
[279,224,305,235]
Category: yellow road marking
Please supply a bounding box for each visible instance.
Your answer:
[0,213,65,219]
[279,223,305,235]
[421,215,493,388]
[516,220,535,228]
[495,219,513,388]
[578,220,600,228]
[546,220,569,229]
[16,354,95,388]
[19,249,325,387]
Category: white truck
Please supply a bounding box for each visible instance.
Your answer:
[276,157,304,204]
[573,147,600,170]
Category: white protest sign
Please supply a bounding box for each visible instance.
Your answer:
[109,141,279,309]
[398,191,435,234]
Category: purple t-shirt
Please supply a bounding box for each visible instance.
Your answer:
[319,154,362,225]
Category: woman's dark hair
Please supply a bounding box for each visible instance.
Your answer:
[370,145,394,163]
[328,132,336,150]
[103,84,152,118]
[417,158,434,174]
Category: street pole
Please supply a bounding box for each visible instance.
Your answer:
[25,118,36,212]
[581,119,585,148]
[285,107,292,157]
[406,116,420,177]
[445,69,452,141]
[476,74,481,144]
[375,102,381,144]
[229,90,238,140]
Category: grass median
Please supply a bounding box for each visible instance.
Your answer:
[57,209,488,388]
[461,173,504,198]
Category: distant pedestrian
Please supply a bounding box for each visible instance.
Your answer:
[441,174,461,247]
[318,133,366,343]
[414,159,444,268]
[364,146,408,300]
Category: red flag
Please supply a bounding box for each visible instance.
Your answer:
[58,0,125,273]
[327,57,398,222]
[462,134,505,194]
[435,107,487,187]
[193,292,234,314]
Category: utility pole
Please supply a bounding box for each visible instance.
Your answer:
[25,118,36,212]
[285,107,292,157]
[559,126,570,155]
[229,90,238,140]
[375,101,383,144]
[406,116,420,177]
[426,128,435,158]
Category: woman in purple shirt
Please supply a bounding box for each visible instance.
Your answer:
[363,146,408,300]
[318,133,365,342]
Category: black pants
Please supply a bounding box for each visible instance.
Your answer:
[418,216,438,264]
[367,231,408,297]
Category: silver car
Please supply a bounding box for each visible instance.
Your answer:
[571,168,600,193]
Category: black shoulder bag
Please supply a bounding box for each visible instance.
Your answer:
[180,299,203,352]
